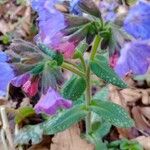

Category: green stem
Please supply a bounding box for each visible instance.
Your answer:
[61,62,85,78]
[85,65,91,134]
[79,55,86,72]
[85,35,101,134]
[90,35,101,61]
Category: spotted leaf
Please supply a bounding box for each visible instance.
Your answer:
[90,55,127,88]
[90,100,134,128]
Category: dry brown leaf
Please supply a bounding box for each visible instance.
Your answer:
[140,90,150,105]
[132,107,150,135]
[117,128,139,139]
[51,125,94,150]
[120,89,141,104]
[109,85,124,106]
[134,136,150,150]
[0,20,11,34]
[140,107,150,120]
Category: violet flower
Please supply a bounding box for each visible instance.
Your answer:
[0,52,15,96]
[11,73,31,87]
[115,41,150,77]
[34,87,72,115]
[124,1,150,40]
[30,0,91,58]
[30,0,73,58]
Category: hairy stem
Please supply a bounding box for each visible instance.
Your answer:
[85,35,101,134]
[85,64,91,134]
[79,55,86,71]
[61,62,85,78]
[90,35,101,61]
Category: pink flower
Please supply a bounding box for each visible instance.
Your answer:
[34,87,73,115]
[11,73,39,97]
[22,78,39,97]
[109,52,119,68]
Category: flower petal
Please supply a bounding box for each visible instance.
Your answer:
[11,73,30,87]
[115,41,150,77]
[34,87,72,115]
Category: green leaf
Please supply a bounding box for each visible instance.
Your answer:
[38,43,64,66]
[91,121,111,138]
[15,125,43,145]
[62,75,86,101]
[90,100,134,128]
[90,55,127,88]
[86,134,108,150]
[94,86,109,101]
[15,107,35,124]
[42,105,88,135]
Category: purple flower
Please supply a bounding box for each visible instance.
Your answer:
[31,0,70,57]
[30,0,90,58]
[34,87,72,115]
[124,1,150,40]
[115,41,150,77]
[0,52,15,96]
[11,73,31,87]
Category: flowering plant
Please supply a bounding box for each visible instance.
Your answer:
[1,0,150,149]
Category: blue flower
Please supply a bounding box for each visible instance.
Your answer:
[115,41,150,77]
[99,1,118,22]
[31,0,66,44]
[124,1,150,40]
[0,52,15,96]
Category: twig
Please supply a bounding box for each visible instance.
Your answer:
[0,106,15,150]
[1,128,9,150]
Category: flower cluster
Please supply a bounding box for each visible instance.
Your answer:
[114,0,150,77]
[30,0,78,58]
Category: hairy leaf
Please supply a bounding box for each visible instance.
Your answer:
[90,55,127,88]
[90,100,134,128]
[42,105,88,135]
[62,75,86,101]
[38,43,64,66]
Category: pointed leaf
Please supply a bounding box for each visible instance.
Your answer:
[90,100,134,128]
[62,75,86,101]
[90,55,127,88]
[42,105,87,135]
[38,43,64,66]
